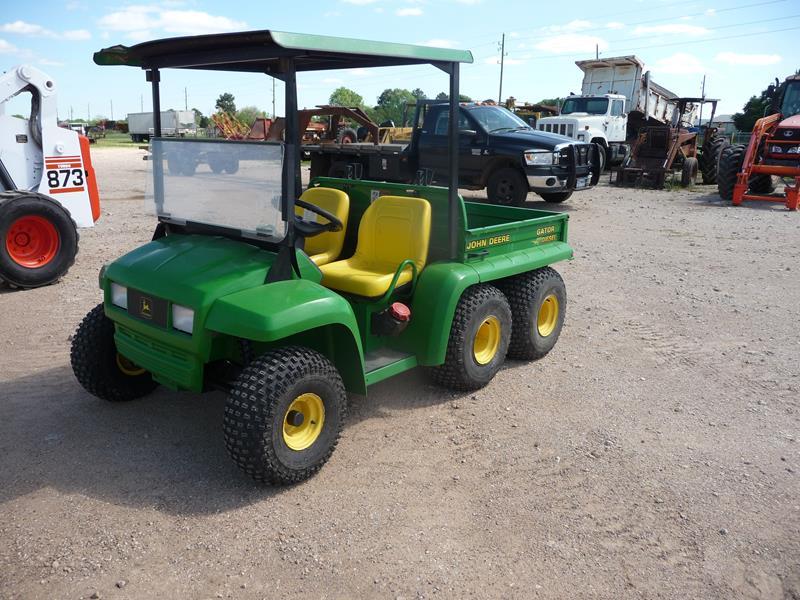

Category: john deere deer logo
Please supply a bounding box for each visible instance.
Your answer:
[139,297,153,319]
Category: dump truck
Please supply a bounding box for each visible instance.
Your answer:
[74,30,575,484]
[536,56,685,169]
[127,109,196,142]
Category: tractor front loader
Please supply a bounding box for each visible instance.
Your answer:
[0,65,100,288]
[718,74,800,211]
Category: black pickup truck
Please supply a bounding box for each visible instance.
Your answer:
[307,101,600,205]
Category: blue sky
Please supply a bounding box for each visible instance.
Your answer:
[2,0,797,121]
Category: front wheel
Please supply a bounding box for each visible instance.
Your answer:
[487,167,528,206]
[0,192,79,288]
[498,267,566,360]
[429,285,512,391]
[538,191,573,203]
[223,346,347,484]
[71,304,158,401]
[718,144,745,201]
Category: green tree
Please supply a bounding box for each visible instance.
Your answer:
[434,92,472,102]
[215,92,236,115]
[374,88,416,124]
[329,87,365,108]
[411,87,426,100]
[236,105,266,127]
[732,87,772,132]
[192,107,210,129]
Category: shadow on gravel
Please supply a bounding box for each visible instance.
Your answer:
[689,191,792,211]
[0,363,474,514]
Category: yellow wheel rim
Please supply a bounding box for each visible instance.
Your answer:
[116,353,145,377]
[537,294,559,337]
[473,315,501,365]
[282,393,325,451]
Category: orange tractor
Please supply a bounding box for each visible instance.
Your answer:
[718,74,800,210]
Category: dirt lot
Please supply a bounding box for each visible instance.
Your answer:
[1,146,798,600]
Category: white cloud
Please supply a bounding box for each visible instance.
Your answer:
[535,34,608,54]
[715,52,781,66]
[543,19,593,34]
[396,7,423,16]
[65,0,88,9]
[63,29,91,40]
[98,6,245,36]
[127,30,154,42]
[633,24,709,36]
[0,38,17,53]
[455,0,482,3]
[418,39,457,48]
[39,58,65,66]
[605,21,624,30]
[341,0,377,4]
[652,52,705,74]
[322,77,343,84]
[705,8,716,16]
[0,21,50,36]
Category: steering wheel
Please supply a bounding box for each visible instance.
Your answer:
[293,197,343,238]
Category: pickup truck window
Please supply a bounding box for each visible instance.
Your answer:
[562,98,609,115]
[611,99,624,116]
[467,106,530,133]
[433,110,471,135]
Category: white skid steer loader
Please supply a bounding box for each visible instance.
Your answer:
[0,64,100,288]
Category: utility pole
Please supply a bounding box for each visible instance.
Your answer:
[272,77,276,119]
[698,74,706,128]
[87,103,90,121]
[110,99,114,120]
[497,33,507,105]
[184,87,188,110]
[69,106,73,121]
[140,94,143,112]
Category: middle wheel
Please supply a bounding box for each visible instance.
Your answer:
[430,284,512,391]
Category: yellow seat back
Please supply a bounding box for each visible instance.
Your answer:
[354,195,431,272]
[295,187,349,266]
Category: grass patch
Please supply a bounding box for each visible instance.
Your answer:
[91,132,142,149]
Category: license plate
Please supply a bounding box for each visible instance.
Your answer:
[127,288,169,328]
[576,175,590,189]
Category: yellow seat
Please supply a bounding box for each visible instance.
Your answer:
[295,187,350,266]
[319,195,431,298]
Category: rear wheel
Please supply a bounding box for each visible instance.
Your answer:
[337,127,357,144]
[718,144,745,201]
[71,304,158,401]
[593,142,607,172]
[498,267,566,360]
[487,167,528,206]
[0,192,78,288]
[538,191,573,203]
[700,136,728,184]
[223,346,347,484]
[430,285,512,391]
[681,157,699,186]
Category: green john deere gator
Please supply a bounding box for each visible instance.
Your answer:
[71,30,575,484]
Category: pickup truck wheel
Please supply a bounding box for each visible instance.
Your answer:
[498,267,566,360]
[717,144,745,201]
[430,285,511,391]
[223,346,347,484]
[70,304,158,402]
[538,191,573,203]
[487,168,528,206]
[0,192,79,288]
[593,143,607,172]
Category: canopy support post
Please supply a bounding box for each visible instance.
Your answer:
[447,61,460,260]
[147,68,164,213]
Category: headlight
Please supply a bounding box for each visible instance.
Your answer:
[110,282,128,309]
[771,145,783,153]
[524,150,556,165]
[171,304,194,334]
[788,146,799,154]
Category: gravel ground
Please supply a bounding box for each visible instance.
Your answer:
[1,146,798,600]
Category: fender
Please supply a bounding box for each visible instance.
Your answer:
[205,279,366,393]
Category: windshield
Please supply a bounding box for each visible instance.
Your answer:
[467,106,531,132]
[147,139,286,242]
[781,81,800,117]
[561,97,609,115]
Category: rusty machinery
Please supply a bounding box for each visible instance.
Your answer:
[610,97,719,189]
[717,74,800,211]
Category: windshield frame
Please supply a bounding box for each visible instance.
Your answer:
[465,105,531,133]
[780,80,800,118]
[561,97,610,116]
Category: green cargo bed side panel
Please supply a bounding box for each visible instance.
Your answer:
[468,242,573,281]
[205,280,366,393]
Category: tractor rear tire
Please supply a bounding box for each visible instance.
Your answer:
[488,167,529,206]
[337,128,358,144]
[539,191,573,203]
[0,192,79,289]
[748,174,776,194]
[681,157,699,187]
[718,144,745,201]
[71,304,158,402]
[498,267,567,361]
[429,284,512,391]
[700,136,728,184]
[223,346,347,484]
